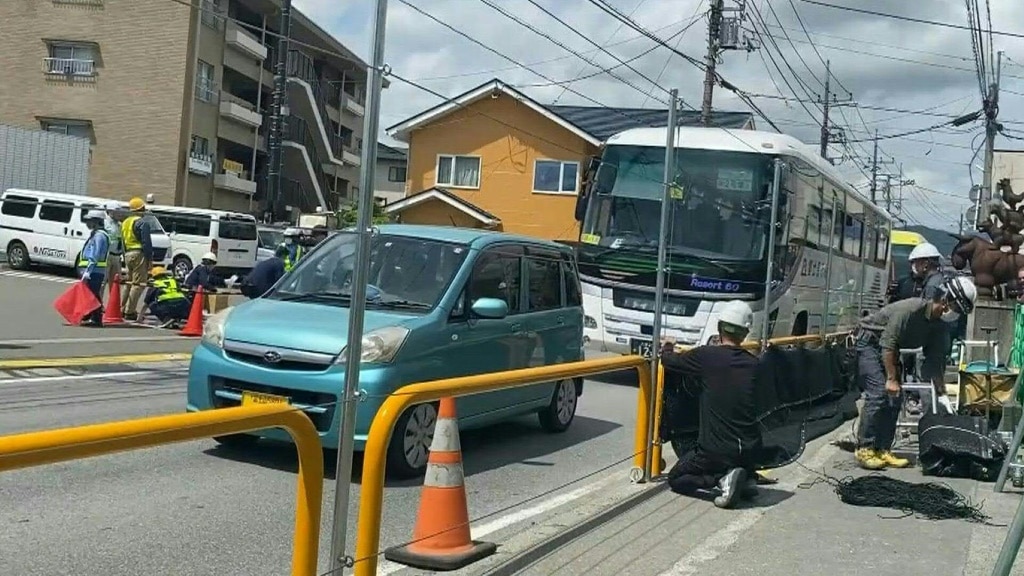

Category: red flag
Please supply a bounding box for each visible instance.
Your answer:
[53,281,101,325]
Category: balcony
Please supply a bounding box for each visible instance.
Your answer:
[214,158,257,195]
[342,146,361,167]
[343,94,365,117]
[188,153,214,176]
[42,57,95,78]
[225,20,267,61]
[219,93,262,128]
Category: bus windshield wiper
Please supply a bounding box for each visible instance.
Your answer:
[666,249,736,273]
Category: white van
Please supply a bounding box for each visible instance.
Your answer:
[146,205,258,277]
[0,188,171,271]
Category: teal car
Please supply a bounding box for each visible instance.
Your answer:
[186,225,585,477]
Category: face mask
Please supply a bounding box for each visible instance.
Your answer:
[941,310,960,323]
[285,238,294,245]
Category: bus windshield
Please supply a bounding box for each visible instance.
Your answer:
[582,145,775,261]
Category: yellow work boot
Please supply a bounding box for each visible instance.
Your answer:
[855,448,887,470]
[877,451,910,469]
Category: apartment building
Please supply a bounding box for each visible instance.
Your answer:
[0,0,368,218]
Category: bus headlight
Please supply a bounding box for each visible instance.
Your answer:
[584,315,598,329]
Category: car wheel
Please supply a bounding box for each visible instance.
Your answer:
[6,241,30,270]
[173,256,193,278]
[539,378,579,433]
[386,402,438,479]
[213,433,259,449]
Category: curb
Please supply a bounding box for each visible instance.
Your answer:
[0,352,192,370]
[481,480,669,576]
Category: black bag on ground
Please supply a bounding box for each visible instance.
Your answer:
[918,413,1007,481]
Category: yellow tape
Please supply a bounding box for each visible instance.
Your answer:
[0,352,192,369]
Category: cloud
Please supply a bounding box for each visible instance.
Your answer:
[309,0,1024,230]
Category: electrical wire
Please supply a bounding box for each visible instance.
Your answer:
[798,0,1024,40]
[799,474,995,523]
[640,1,707,109]
[582,0,708,71]
[762,0,826,90]
[845,115,982,143]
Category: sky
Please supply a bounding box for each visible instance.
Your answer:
[293,0,1024,232]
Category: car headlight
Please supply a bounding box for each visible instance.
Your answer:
[202,307,234,348]
[336,326,410,364]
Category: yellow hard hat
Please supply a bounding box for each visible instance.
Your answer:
[150,266,168,277]
[128,197,146,211]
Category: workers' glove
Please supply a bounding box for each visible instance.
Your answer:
[225,274,239,288]
[936,395,955,415]
[81,271,91,281]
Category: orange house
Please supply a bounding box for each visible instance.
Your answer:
[384,79,755,241]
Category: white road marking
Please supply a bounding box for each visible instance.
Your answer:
[0,335,187,345]
[374,471,623,575]
[0,370,157,385]
[657,439,842,575]
[0,270,77,284]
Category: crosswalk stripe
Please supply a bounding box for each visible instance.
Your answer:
[0,270,77,284]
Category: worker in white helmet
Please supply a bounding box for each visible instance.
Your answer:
[183,251,237,294]
[280,227,305,272]
[890,242,945,303]
[853,276,978,471]
[659,300,762,510]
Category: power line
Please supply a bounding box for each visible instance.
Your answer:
[798,0,1024,40]
[785,0,849,94]
[641,1,706,108]
[762,22,974,63]
[845,115,981,143]
[583,0,708,71]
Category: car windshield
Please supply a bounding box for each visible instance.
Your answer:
[270,232,469,311]
[583,145,774,261]
[258,229,284,250]
[219,216,258,241]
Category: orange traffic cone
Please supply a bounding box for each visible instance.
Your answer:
[179,286,204,337]
[384,398,496,571]
[102,274,124,324]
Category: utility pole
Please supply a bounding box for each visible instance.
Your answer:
[981,50,1004,226]
[818,60,832,160]
[701,0,724,126]
[266,0,292,221]
[328,0,389,571]
[869,129,879,204]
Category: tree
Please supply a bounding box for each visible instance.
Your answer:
[337,199,392,228]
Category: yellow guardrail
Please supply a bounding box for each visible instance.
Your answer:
[0,404,324,576]
[353,355,652,576]
[650,331,852,477]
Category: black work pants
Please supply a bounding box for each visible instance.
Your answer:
[856,341,902,451]
[150,298,191,323]
[667,446,750,494]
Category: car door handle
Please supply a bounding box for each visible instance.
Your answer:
[511,323,522,333]
[64,227,69,235]
[557,316,565,325]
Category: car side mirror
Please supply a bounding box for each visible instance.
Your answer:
[470,297,508,319]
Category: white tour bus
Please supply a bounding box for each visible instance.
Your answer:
[145,204,259,277]
[0,188,171,271]
[573,127,893,354]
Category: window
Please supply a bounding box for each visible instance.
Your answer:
[200,0,223,29]
[876,225,888,263]
[154,211,212,236]
[39,200,74,223]
[0,195,38,218]
[388,166,407,183]
[46,43,96,76]
[218,216,258,241]
[436,155,481,189]
[562,258,582,307]
[467,250,521,313]
[42,119,91,140]
[195,60,215,102]
[533,160,579,194]
[843,215,862,258]
[79,203,100,223]
[190,135,210,157]
[526,251,562,312]
[832,207,845,251]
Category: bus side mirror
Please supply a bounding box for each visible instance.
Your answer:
[574,156,602,222]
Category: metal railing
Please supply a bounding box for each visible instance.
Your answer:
[0,404,324,576]
[352,355,653,576]
[286,50,345,158]
[220,90,259,112]
[42,57,95,77]
[283,114,335,211]
[195,78,218,103]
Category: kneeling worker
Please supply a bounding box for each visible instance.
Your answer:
[141,266,192,328]
[854,275,977,470]
[660,300,762,509]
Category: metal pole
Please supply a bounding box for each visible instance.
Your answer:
[819,60,831,160]
[328,0,388,570]
[700,0,723,127]
[249,14,267,215]
[869,131,878,205]
[990,492,1024,576]
[644,89,678,482]
[982,50,1002,225]
[267,0,292,221]
[760,159,784,351]
[821,193,837,335]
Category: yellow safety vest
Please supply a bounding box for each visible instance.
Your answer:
[122,216,142,251]
[77,230,109,268]
[152,277,186,302]
[283,244,304,272]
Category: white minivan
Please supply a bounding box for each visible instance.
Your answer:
[0,188,171,271]
[146,205,258,277]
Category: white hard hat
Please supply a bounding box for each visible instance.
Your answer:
[84,209,106,221]
[283,227,300,236]
[718,300,754,330]
[201,251,217,263]
[908,243,941,261]
[105,201,121,211]
[940,276,977,314]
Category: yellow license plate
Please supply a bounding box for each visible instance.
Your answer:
[241,390,289,406]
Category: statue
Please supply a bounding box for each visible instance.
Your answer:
[949,178,1024,294]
